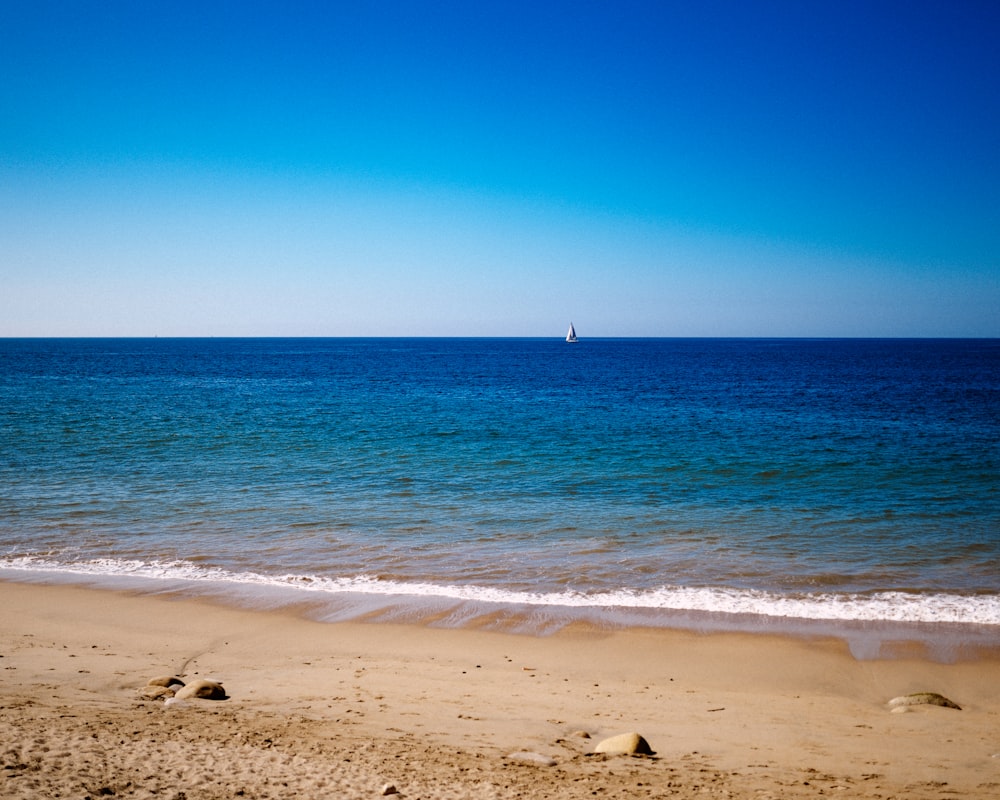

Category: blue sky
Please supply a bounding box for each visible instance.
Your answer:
[1,1,998,337]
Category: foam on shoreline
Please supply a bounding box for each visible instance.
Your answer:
[3,556,999,661]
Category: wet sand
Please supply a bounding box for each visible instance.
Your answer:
[1,580,998,798]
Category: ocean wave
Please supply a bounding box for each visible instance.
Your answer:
[3,555,999,627]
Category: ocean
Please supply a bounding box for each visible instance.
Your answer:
[1,337,998,658]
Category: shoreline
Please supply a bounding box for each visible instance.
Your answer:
[3,568,999,664]
[2,580,999,798]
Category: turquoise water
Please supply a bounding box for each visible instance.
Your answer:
[1,338,998,649]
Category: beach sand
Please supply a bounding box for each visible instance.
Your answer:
[1,581,998,799]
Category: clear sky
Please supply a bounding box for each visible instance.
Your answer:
[1,1,998,337]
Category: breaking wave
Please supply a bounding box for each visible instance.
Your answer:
[3,555,998,627]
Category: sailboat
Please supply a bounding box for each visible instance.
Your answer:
[566,322,578,343]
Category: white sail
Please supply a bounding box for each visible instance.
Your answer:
[566,322,578,343]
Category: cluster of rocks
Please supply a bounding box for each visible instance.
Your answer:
[137,675,228,701]
[501,690,962,770]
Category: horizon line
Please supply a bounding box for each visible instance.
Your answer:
[2,335,998,342]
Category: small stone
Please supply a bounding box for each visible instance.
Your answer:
[593,732,654,756]
[570,730,591,739]
[174,679,227,700]
[381,783,398,795]
[887,692,961,710]
[137,685,176,700]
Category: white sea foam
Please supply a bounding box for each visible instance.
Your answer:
[2,555,999,627]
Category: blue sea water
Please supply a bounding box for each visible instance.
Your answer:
[1,338,998,652]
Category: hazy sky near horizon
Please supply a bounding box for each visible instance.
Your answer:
[2,1,998,337]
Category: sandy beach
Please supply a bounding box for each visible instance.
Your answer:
[1,581,998,799]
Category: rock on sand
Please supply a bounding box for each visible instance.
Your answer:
[887,692,961,710]
[174,679,228,700]
[138,685,177,701]
[593,732,654,756]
